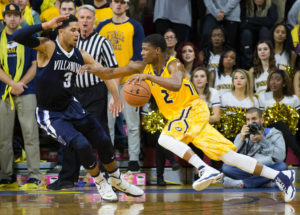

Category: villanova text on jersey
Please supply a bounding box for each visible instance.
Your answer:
[36,41,84,111]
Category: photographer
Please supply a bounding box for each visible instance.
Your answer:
[222,107,287,188]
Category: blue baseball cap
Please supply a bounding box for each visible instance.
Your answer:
[2,4,21,16]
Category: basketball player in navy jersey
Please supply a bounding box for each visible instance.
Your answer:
[13,14,144,201]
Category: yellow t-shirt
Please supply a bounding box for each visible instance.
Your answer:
[143,56,199,120]
[40,6,59,23]
[94,7,113,27]
[97,18,144,84]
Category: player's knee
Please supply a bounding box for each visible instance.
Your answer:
[158,134,168,147]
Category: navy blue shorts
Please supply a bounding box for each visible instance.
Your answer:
[36,99,106,147]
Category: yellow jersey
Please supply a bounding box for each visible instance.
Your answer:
[144,56,199,120]
[40,6,59,23]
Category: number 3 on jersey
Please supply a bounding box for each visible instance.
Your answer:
[63,72,73,88]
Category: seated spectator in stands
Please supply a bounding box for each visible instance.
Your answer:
[199,26,230,74]
[240,0,278,69]
[271,23,296,69]
[222,107,287,188]
[249,40,276,94]
[164,29,178,57]
[287,0,300,28]
[40,0,61,23]
[191,67,220,124]
[258,69,300,159]
[209,48,237,96]
[59,0,76,16]
[10,0,41,28]
[153,0,192,44]
[221,69,259,113]
[176,42,200,78]
[291,21,300,57]
[201,0,240,49]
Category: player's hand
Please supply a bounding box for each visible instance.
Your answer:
[42,15,70,30]
[78,64,101,75]
[10,81,27,96]
[108,96,124,118]
[128,74,148,84]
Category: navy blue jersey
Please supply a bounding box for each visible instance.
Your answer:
[36,41,84,111]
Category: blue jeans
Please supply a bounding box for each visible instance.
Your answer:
[222,162,287,188]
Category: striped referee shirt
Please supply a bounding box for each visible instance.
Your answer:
[76,31,118,88]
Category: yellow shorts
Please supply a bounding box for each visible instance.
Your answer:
[162,99,237,161]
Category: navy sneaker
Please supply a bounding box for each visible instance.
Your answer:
[275,170,296,202]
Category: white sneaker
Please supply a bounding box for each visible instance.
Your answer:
[192,166,223,191]
[109,175,144,197]
[274,170,296,202]
[95,179,118,202]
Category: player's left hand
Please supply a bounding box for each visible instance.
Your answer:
[108,96,124,118]
[128,74,148,84]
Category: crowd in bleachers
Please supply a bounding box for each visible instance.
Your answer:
[0,0,300,188]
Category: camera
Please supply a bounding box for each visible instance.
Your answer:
[248,122,263,135]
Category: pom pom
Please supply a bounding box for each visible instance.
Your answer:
[142,110,167,134]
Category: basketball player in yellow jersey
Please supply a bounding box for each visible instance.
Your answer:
[79,34,296,202]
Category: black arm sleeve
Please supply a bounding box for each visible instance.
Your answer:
[12,24,43,48]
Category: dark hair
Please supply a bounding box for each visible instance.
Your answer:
[266,69,294,96]
[202,26,230,67]
[246,107,262,118]
[56,14,78,31]
[253,40,276,78]
[143,34,167,52]
[271,23,294,63]
[60,0,76,9]
[176,42,200,71]
[164,28,177,38]
[217,48,237,78]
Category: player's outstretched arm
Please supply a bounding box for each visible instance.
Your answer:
[128,60,185,91]
[78,53,146,80]
[13,15,69,54]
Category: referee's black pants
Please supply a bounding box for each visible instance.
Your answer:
[59,83,110,182]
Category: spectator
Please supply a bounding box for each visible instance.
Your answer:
[271,23,296,69]
[164,29,178,57]
[10,0,41,28]
[30,0,54,14]
[96,0,145,172]
[240,0,278,69]
[47,4,119,190]
[221,69,259,113]
[153,0,192,44]
[287,0,300,27]
[191,67,221,124]
[209,48,237,96]
[0,3,40,188]
[222,107,287,188]
[294,69,300,100]
[291,21,300,57]
[40,0,61,23]
[59,0,76,15]
[201,0,240,49]
[258,69,300,159]
[176,42,200,78]
[91,0,113,27]
[249,40,276,94]
[199,26,230,74]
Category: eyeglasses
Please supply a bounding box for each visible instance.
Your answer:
[164,36,176,40]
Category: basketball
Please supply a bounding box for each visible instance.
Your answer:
[122,81,151,107]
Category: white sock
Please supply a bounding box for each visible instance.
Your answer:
[188,154,208,169]
[108,168,121,178]
[260,165,279,180]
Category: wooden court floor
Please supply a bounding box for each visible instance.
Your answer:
[0,185,299,215]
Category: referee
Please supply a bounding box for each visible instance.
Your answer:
[47,4,118,190]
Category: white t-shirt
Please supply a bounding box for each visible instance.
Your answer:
[254,70,269,95]
[221,91,259,113]
[275,51,289,67]
[207,51,220,73]
[258,91,300,110]
[205,87,221,108]
[214,73,232,96]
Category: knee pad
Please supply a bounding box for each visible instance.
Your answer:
[158,134,190,159]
